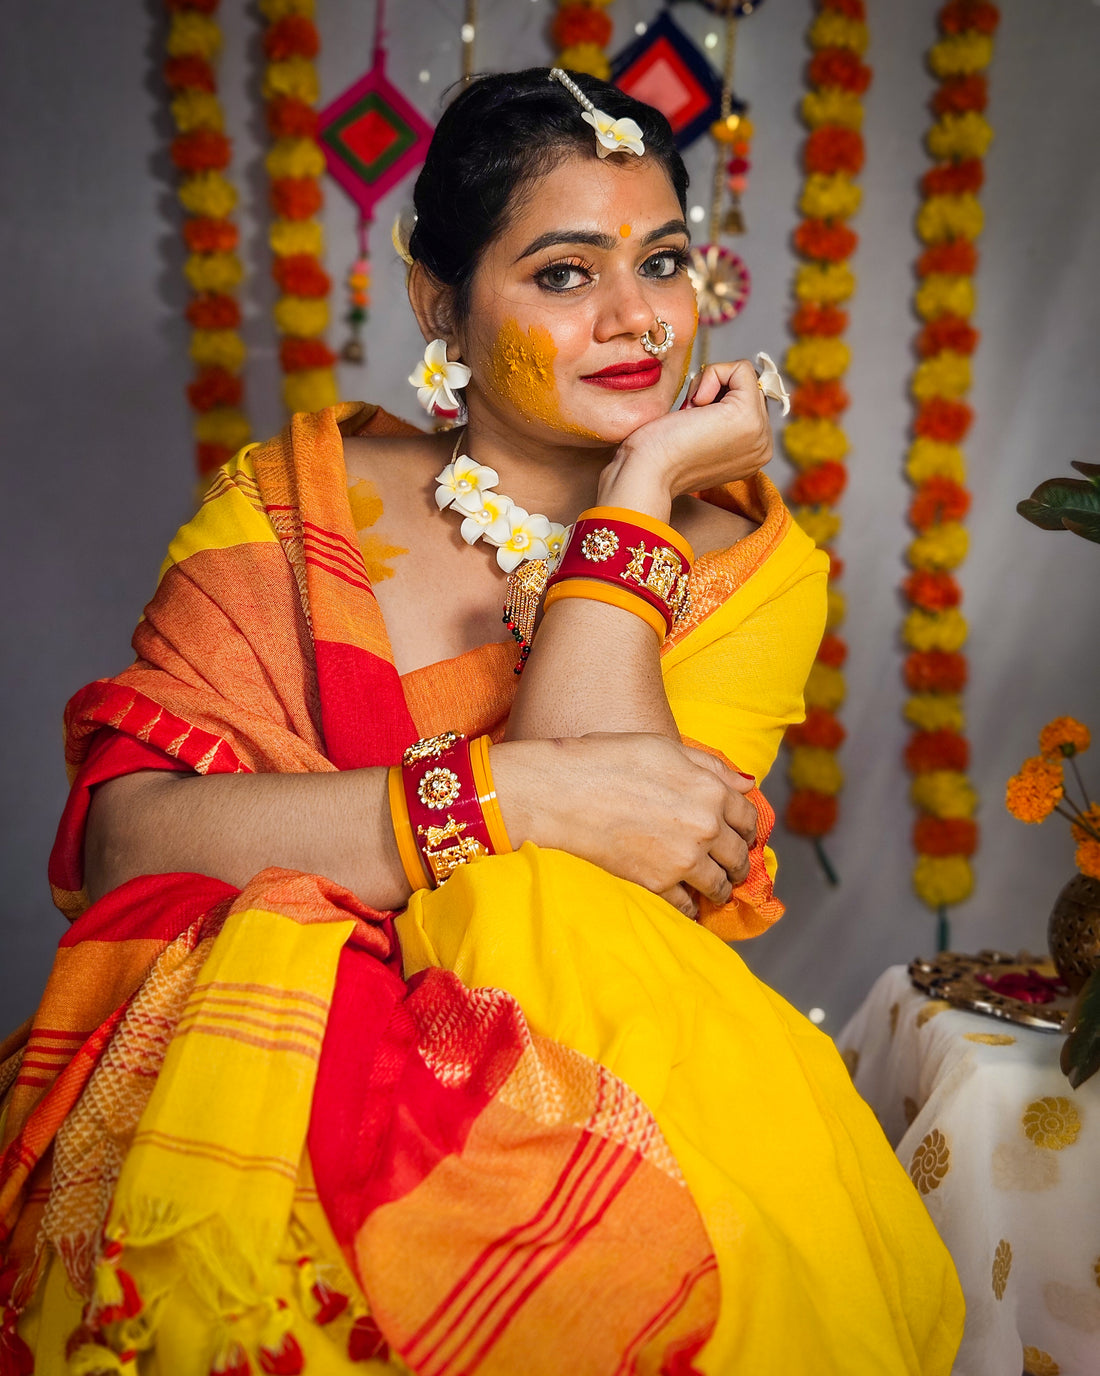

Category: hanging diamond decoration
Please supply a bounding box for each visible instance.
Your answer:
[611,11,724,152]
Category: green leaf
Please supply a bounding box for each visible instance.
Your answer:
[1061,966,1100,1089]
[1062,514,1100,545]
[1070,460,1100,483]
[1017,477,1100,535]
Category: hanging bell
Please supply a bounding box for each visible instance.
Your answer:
[722,199,745,235]
[341,335,366,365]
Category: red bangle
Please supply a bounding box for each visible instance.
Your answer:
[546,507,693,637]
[401,733,497,887]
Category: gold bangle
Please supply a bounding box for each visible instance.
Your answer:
[578,505,694,567]
[387,764,430,892]
[542,578,667,640]
[469,735,513,856]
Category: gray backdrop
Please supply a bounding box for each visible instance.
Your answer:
[3,0,1098,1033]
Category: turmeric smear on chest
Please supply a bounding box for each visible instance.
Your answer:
[488,320,601,439]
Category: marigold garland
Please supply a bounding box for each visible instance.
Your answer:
[259,0,338,417]
[905,1,998,942]
[164,0,252,476]
[552,0,614,80]
[781,0,870,869]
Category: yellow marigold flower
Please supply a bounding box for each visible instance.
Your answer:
[274,296,329,338]
[784,337,850,383]
[809,12,868,54]
[265,138,326,181]
[911,771,978,819]
[908,522,969,572]
[803,663,846,713]
[167,11,221,59]
[783,418,849,466]
[907,440,967,486]
[260,0,314,16]
[263,57,320,105]
[557,43,612,80]
[183,252,243,295]
[911,352,972,402]
[795,262,856,305]
[283,367,339,416]
[794,507,842,549]
[1076,837,1100,880]
[905,694,965,734]
[929,33,994,78]
[1071,802,1100,844]
[178,171,237,220]
[269,219,325,257]
[171,90,224,134]
[801,90,863,131]
[914,855,973,907]
[903,608,969,654]
[193,407,251,450]
[916,194,985,246]
[825,588,846,632]
[915,274,976,323]
[1038,716,1091,759]
[789,746,845,796]
[800,174,862,222]
[190,329,246,372]
[927,112,994,162]
[1005,756,1064,824]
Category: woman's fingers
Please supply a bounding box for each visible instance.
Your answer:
[708,824,751,887]
[660,884,699,920]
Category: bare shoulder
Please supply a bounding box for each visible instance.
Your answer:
[671,493,758,559]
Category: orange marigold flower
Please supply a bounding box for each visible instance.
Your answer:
[915,398,973,443]
[183,217,239,254]
[807,49,871,95]
[903,569,961,612]
[171,130,231,173]
[785,790,838,838]
[791,379,849,419]
[267,96,319,140]
[187,366,242,412]
[817,634,848,669]
[164,54,215,93]
[1076,837,1100,880]
[917,316,979,357]
[822,0,866,20]
[909,477,971,532]
[787,707,847,750]
[1072,802,1100,844]
[552,6,613,48]
[828,552,845,581]
[941,0,1000,36]
[264,15,320,60]
[187,292,241,330]
[794,219,859,262]
[1006,756,1064,824]
[791,461,847,507]
[906,730,970,773]
[272,254,331,297]
[271,177,323,221]
[905,650,967,694]
[921,160,984,198]
[933,75,988,116]
[280,337,337,371]
[804,128,865,177]
[197,441,234,476]
[916,239,979,277]
[1038,716,1091,759]
[790,302,849,338]
[914,816,978,857]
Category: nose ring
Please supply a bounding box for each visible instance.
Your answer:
[641,317,674,357]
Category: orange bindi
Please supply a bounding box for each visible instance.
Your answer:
[619,223,632,238]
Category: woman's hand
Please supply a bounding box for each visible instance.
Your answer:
[595,358,773,520]
[492,734,757,918]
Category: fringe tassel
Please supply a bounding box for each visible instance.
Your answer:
[210,1339,251,1376]
[0,1316,33,1376]
[348,1315,388,1363]
[257,1300,304,1376]
[295,1257,348,1326]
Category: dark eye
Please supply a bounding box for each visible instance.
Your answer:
[535,262,591,292]
[641,250,688,279]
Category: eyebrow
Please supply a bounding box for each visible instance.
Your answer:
[515,218,690,261]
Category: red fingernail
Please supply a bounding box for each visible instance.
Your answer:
[736,770,756,782]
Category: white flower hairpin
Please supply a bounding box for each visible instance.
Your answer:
[755,351,791,417]
[548,68,645,160]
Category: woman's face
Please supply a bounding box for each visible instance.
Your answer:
[456,152,697,447]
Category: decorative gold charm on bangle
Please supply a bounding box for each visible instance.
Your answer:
[403,732,461,767]
[645,546,681,601]
[417,766,462,810]
[417,815,489,884]
[580,527,620,562]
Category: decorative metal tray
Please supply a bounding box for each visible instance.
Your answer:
[909,950,1073,1031]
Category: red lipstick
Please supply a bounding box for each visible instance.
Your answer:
[582,357,662,390]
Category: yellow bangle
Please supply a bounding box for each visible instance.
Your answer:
[542,578,667,639]
[577,505,695,567]
[387,764,429,892]
[469,734,513,856]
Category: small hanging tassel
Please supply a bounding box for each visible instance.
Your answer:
[0,1310,33,1376]
[89,1241,143,1327]
[347,1315,389,1363]
[257,1301,304,1376]
[295,1256,348,1326]
[503,559,550,675]
[210,1339,251,1376]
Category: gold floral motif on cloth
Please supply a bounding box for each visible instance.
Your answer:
[1022,1096,1082,1151]
[909,1126,951,1194]
[991,1239,1012,1300]
[1042,1280,1100,1333]
[991,1140,1060,1193]
[1022,1345,1061,1376]
[963,1032,1016,1045]
[916,999,951,1027]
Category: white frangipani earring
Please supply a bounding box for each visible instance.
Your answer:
[409,339,471,417]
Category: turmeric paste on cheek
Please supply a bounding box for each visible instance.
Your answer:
[487,320,602,440]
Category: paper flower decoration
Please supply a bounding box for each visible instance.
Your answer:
[458,491,515,546]
[412,340,472,417]
[484,506,553,572]
[581,109,645,159]
[434,451,498,513]
[688,244,751,327]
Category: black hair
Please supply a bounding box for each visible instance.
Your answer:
[408,68,689,324]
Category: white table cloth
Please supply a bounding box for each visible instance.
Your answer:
[838,965,1100,1376]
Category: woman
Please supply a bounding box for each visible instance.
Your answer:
[0,70,962,1374]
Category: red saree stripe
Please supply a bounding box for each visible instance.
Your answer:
[302,538,373,586]
[302,553,373,595]
[301,519,367,562]
[613,1254,720,1376]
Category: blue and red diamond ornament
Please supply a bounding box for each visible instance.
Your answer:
[611,11,724,152]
